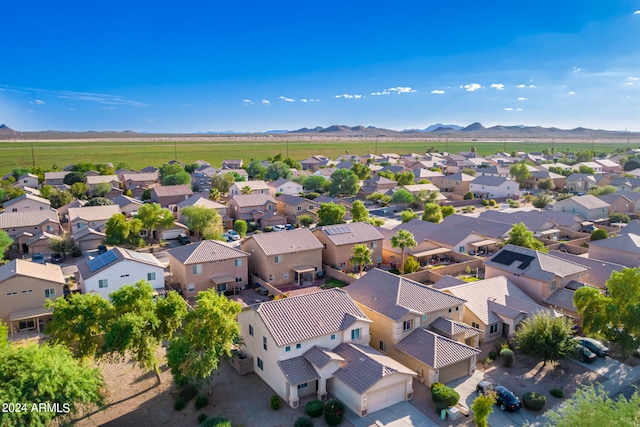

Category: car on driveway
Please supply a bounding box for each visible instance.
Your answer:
[227,230,241,241]
[177,234,191,245]
[32,253,45,264]
[575,344,597,363]
[50,253,63,264]
[476,381,522,411]
[272,224,286,232]
[577,337,609,357]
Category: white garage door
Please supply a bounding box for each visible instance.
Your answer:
[366,381,406,414]
[438,360,468,384]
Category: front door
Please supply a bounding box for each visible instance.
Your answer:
[502,323,510,337]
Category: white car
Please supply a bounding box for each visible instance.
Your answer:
[227,230,241,241]
[272,224,286,232]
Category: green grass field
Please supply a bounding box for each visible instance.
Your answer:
[0,139,633,175]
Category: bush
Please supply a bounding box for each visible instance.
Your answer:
[488,350,497,360]
[523,392,546,411]
[200,417,232,427]
[430,382,444,391]
[550,388,564,398]
[294,416,314,427]
[174,375,189,388]
[481,199,489,206]
[71,246,82,257]
[270,394,281,410]
[324,398,346,426]
[174,396,186,411]
[431,383,460,412]
[463,192,473,200]
[264,226,273,233]
[489,199,497,206]
[197,413,208,424]
[179,383,199,402]
[500,348,515,367]
[305,400,324,417]
[590,228,607,241]
[195,395,208,410]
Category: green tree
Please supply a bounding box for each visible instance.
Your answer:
[422,203,443,223]
[264,161,292,181]
[135,203,175,243]
[182,206,223,240]
[505,222,545,251]
[472,392,496,427]
[623,159,640,171]
[241,185,253,195]
[590,228,607,241]
[317,202,346,226]
[48,189,74,208]
[390,229,417,274]
[578,165,595,174]
[588,185,616,196]
[574,268,640,357]
[211,172,236,194]
[463,191,473,200]
[85,196,115,206]
[47,232,76,259]
[159,163,184,180]
[350,163,371,180]
[302,175,326,192]
[105,213,143,246]
[91,182,112,197]
[391,188,415,205]
[543,384,640,427]
[441,205,455,218]
[283,157,302,170]
[576,150,594,162]
[350,200,369,222]
[0,231,12,261]
[401,209,418,223]
[413,189,438,209]
[350,243,373,277]
[537,178,556,191]
[71,162,95,173]
[460,167,476,177]
[0,320,7,348]
[163,170,191,186]
[394,171,415,186]
[70,182,89,199]
[403,256,419,274]
[234,219,248,237]
[246,159,266,179]
[510,163,532,186]
[513,311,576,366]
[609,212,631,223]
[209,187,221,201]
[166,290,242,384]
[298,214,315,228]
[39,184,53,199]
[532,194,552,208]
[328,169,359,197]
[63,171,86,186]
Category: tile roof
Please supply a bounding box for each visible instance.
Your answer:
[268,178,297,188]
[232,180,270,190]
[276,194,312,205]
[152,185,193,197]
[346,268,466,321]
[229,194,275,208]
[44,171,70,180]
[86,175,119,185]
[123,172,159,182]
[245,227,323,256]
[168,240,249,264]
[558,194,609,210]
[25,231,58,245]
[588,233,640,254]
[253,288,370,347]
[471,176,513,186]
[317,222,384,246]
[277,357,321,385]
[618,219,640,234]
[395,328,480,369]
[439,215,512,239]
[430,317,482,339]
[68,205,121,222]
[332,343,415,393]
[176,195,226,210]
[76,247,163,280]
[0,259,65,284]
[0,210,59,228]
[544,288,580,313]
[3,193,52,207]
[431,275,466,289]
[111,194,144,208]
[550,250,623,289]
[303,346,345,368]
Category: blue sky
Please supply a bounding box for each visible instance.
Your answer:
[1,1,640,133]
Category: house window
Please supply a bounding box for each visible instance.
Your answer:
[11,208,16,212]
[217,283,227,293]
[472,322,480,329]
[298,383,308,390]
[371,241,377,249]
[263,336,267,351]
[46,225,54,232]
[296,343,301,349]
[249,325,254,336]
[285,346,291,352]
[234,258,242,267]
[77,223,84,229]
[379,341,388,353]
[274,255,283,264]
[422,314,428,321]
[235,277,243,283]
[550,281,556,291]
[268,274,275,282]
[330,334,336,340]
[187,284,195,293]
[192,264,203,275]
[283,271,289,280]
[297,206,302,211]
[257,358,263,371]
[458,246,465,252]
[351,328,361,340]
[44,288,56,298]
[490,324,499,334]
[21,289,32,294]
[403,320,412,331]
[6,291,17,296]
[98,279,108,289]
[308,205,314,210]
[147,272,156,281]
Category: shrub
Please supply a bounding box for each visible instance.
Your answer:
[550,388,564,398]
[71,246,82,257]
[174,375,189,388]
[463,192,473,200]
[430,382,444,391]
[197,413,208,424]
[481,199,489,206]
[590,229,607,241]
[270,394,281,410]
[264,226,273,233]
[305,400,324,417]
[500,348,515,367]
[200,417,232,427]
[489,199,497,206]
[431,383,460,412]
[294,416,314,427]
[523,392,546,411]
[174,396,186,411]
[195,395,208,410]
[179,383,199,402]
[488,350,497,360]
[324,398,346,426]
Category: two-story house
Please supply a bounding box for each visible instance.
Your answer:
[469,176,519,199]
[431,172,474,196]
[313,222,384,271]
[86,174,120,195]
[237,289,415,415]
[241,228,323,286]
[44,171,71,188]
[357,177,397,198]
[68,205,121,235]
[268,179,303,197]
[12,173,39,190]
[0,210,61,256]
[150,185,193,207]
[229,180,270,196]
[3,194,53,213]
[552,195,609,221]
[167,240,250,296]
[276,194,318,225]
[227,194,286,228]
[121,172,159,198]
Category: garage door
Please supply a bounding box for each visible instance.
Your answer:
[366,381,406,414]
[438,360,468,384]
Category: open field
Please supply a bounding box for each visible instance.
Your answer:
[0,137,637,175]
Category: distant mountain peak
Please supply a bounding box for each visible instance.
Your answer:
[462,122,486,131]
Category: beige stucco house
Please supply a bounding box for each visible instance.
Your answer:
[313,222,384,271]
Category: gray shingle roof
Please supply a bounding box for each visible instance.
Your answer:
[303,346,345,368]
[395,328,480,369]
[168,240,249,265]
[332,343,414,393]
[246,227,323,256]
[317,222,384,246]
[471,175,513,186]
[588,233,640,254]
[76,247,163,280]
[254,288,370,347]
[430,317,482,339]
[346,269,466,321]
[278,357,320,386]
[0,210,59,228]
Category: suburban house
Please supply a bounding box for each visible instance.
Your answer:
[313,222,384,271]
[572,162,603,174]
[588,233,640,267]
[439,215,513,242]
[241,228,323,287]
[227,194,286,228]
[237,289,416,416]
[167,240,250,296]
[523,170,566,191]
[275,194,318,225]
[110,194,144,217]
[150,185,193,207]
[73,227,107,252]
[476,165,511,178]
[431,172,474,196]
[190,171,213,192]
[121,172,159,198]
[44,171,70,187]
[609,176,640,192]
[229,180,270,196]
[441,276,559,343]
[222,159,243,169]
[594,158,621,173]
[552,195,610,222]
[565,173,597,193]
[75,247,165,299]
[484,244,588,305]
[86,174,120,195]
[268,179,303,196]
[346,269,481,386]
[357,177,397,198]
[469,176,518,199]
[0,259,65,335]
[68,205,122,236]
[176,195,232,230]
[595,193,634,215]
[12,173,39,190]
[314,197,353,221]
[0,210,61,256]
[300,155,331,171]
[3,193,53,213]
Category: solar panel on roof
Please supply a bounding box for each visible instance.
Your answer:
[491,250,534,270]
[325,225,352,235]
[87,250,119,272]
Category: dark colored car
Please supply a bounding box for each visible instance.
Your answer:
[97,245,108,254]
[575,344,597,363]
[577,337,609,357]
[50,253,63,264]
[476,381,522,411]
[32,253,45,264]
[177,234,191,245]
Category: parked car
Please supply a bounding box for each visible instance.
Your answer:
[284,223,294,230]
[50,253,63,264]
[577,337,609,357]
[575,344,597,363]
[97,245,108,254]
[476,381,522,411]
[227,230,241,241]
[221,233,230,242]
[177,234,191,245]
[32,253,45,264]
[272,224,286,232]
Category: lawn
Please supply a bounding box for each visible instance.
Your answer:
[321,278,347,289]
[0,138,633,175]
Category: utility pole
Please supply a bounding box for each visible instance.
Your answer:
[286,140,289,158]
[31,142,35,167]
[174,140,177,161]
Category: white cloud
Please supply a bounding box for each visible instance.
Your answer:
[371,91,390,96]
[516,108,523,111]
[30,99,46,105]
[567,91,576,95]
[242,99,252,105]
[491,83,505,90]
[461,83,482,92]
[54,89,149,106]
[634,10,640,14]
[335,94,362,99]
[301,99,308,103]
[387,87,416,94]
[573,66,581,73]
[261,99,270,105]
[431,90,445,94]
[102,106,118,110]
[278,96,295,102]
[529,84,536,88]
[516,84,526,88]
[504,108,513,111]
[625,77,640,86]
[517,97,527,101]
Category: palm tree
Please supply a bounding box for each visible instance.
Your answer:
[350,244,373,277]
[241,185,253,195]
[209,188,221,201]
[390,230,417,274]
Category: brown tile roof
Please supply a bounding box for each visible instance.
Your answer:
[0,210,59,228]
[0,259,65,285]
[316,222,384,246]
[346,268,466,321]
[168,240,249,265]
[277,357,320,386]
[68,205,121,222]
[245,227,323,256]
[122,172,158,182]
[395,328,480,369]
[253,288,370,347]
[152,185,193,197]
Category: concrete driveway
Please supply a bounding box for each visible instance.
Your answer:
[346,401,438,427]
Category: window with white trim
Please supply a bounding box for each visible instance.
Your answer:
[44,288,56,298]
[147,272,156,281]
[490,324,499,334]
[187,284,195,293]
[98,279,108,289]
[403,319,413,331]
[351,328,361,340]
[263,336,267,351]
[234,259,242,267]
[217,283,227,292]
[257,357,263,370]
[192,264,203,275]
[379,341,388,353]
[274,255,283,264]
